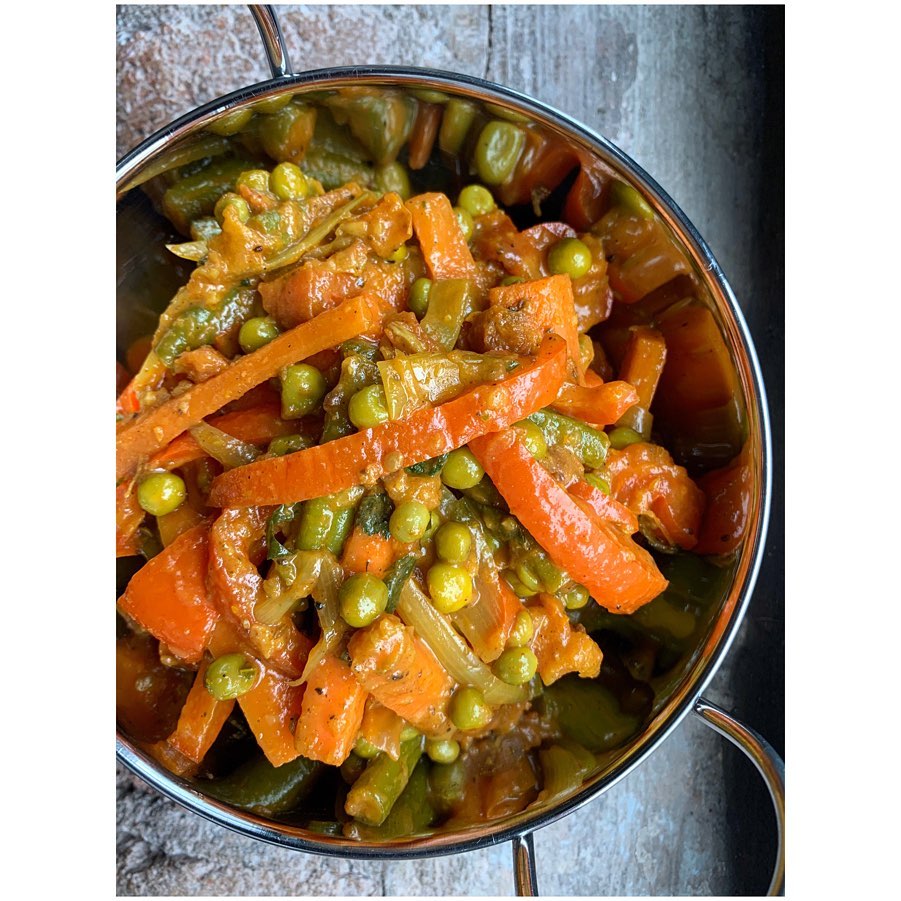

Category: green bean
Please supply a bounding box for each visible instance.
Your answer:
[354,737,381,759]
[325,92,416,166]
[339,573,389,628]
[281,363,327,419]
[296,490,361,554]
[344,759,434,840]
[205,753,324,816]
[344,735,424,827]
[528,409,610,469]
[340,752,368,785]
[474,120,526,185]
[607,426,644,450]
[161,158,254,234]
[538,676,641,753]
[428,755,468,814]
[438,99,478,155]
[137,472,186,516]
[259,102,317,163]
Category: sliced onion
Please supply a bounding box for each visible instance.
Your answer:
[189,422,261,469]
[298,551,347,684]
[396,579,526,706]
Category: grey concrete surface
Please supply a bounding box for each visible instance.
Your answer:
[116,5,784,895]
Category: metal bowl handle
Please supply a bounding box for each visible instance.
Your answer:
[249,4,292,78]
[511,698,784,896]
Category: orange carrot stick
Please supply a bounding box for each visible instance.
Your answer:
[116,482,144,557]
[116,294,379,481]
[695,442,753,556]
[117,524,219,663]
[357,699,405,760]
[348,613,455,736]
[551,380,639,427]
[469,429,667,614]
[293,654,368,766]
[407,192,479,280]
[567,479,639,534]
[209,335,567,508]
[340,527,397,578]
[618,326,667,410]
[147,402,305,472]
[167,660,235,763]
[238,670,305,767]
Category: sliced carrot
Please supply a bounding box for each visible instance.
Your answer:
[147,402,307,472]
[348,613,455,736]
[167,660,235,763]
[605,443,706,551]
[469,429,667,614]
[116,482,144,557]
[208,506,313,679]
[406,192,478,281]
[259,264,360,329]
[116,293,379,481]
[695,442,753,556]
[117,524,219,663]
[486,274,584,382]
[340,527,397,578]
[567,479,639,534]
[618,326,667,411]
[238,669,305,767]
[293,654,368,766]
[357,699,405,761]
[528,594,602,684]
[209,335,567,508]
[551,380,639,427]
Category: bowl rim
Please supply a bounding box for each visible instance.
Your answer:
[116,64,773,859]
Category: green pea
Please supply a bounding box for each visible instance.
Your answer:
[239,316,280,353]
[236,168,271,193]
[427,563,474,614]
[270,161,310,200]
[348,384,390,430]
[457,184,496,217]
[610,179,655,219]
[453,206,474,241]
[562,583,590,610]
[339,573,389,628]
[137,472,186,517]
[441,448,484,490]
[608,426,644,450]
[399,723,421,742]
[281,363,327,419]
[449,686,491,731]
[374,161,412,200]
[390,501,431,543]
[213,192,251,224]
[513,419,547,459]
[493,647,538,685]
[548,237,593,279]
[435,522,472,564]
[507,609,534,648]
[504,570,538,599]
[207,107,253,136]
[267,434,310,457]
[515,561,541,595]
[426,738,460,765]
[408,278,432,318]
[204,653,258,700]
[254,93,294,115]
[584,472,611,495]
[354,737,381,760]
[388,244,408,263]
[474,120,526,185]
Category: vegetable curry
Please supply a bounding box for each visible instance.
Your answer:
[116,88,752,838]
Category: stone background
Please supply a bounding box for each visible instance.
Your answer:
[116,4,784,895]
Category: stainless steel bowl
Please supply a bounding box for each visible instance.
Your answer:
[116,6,784,894]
